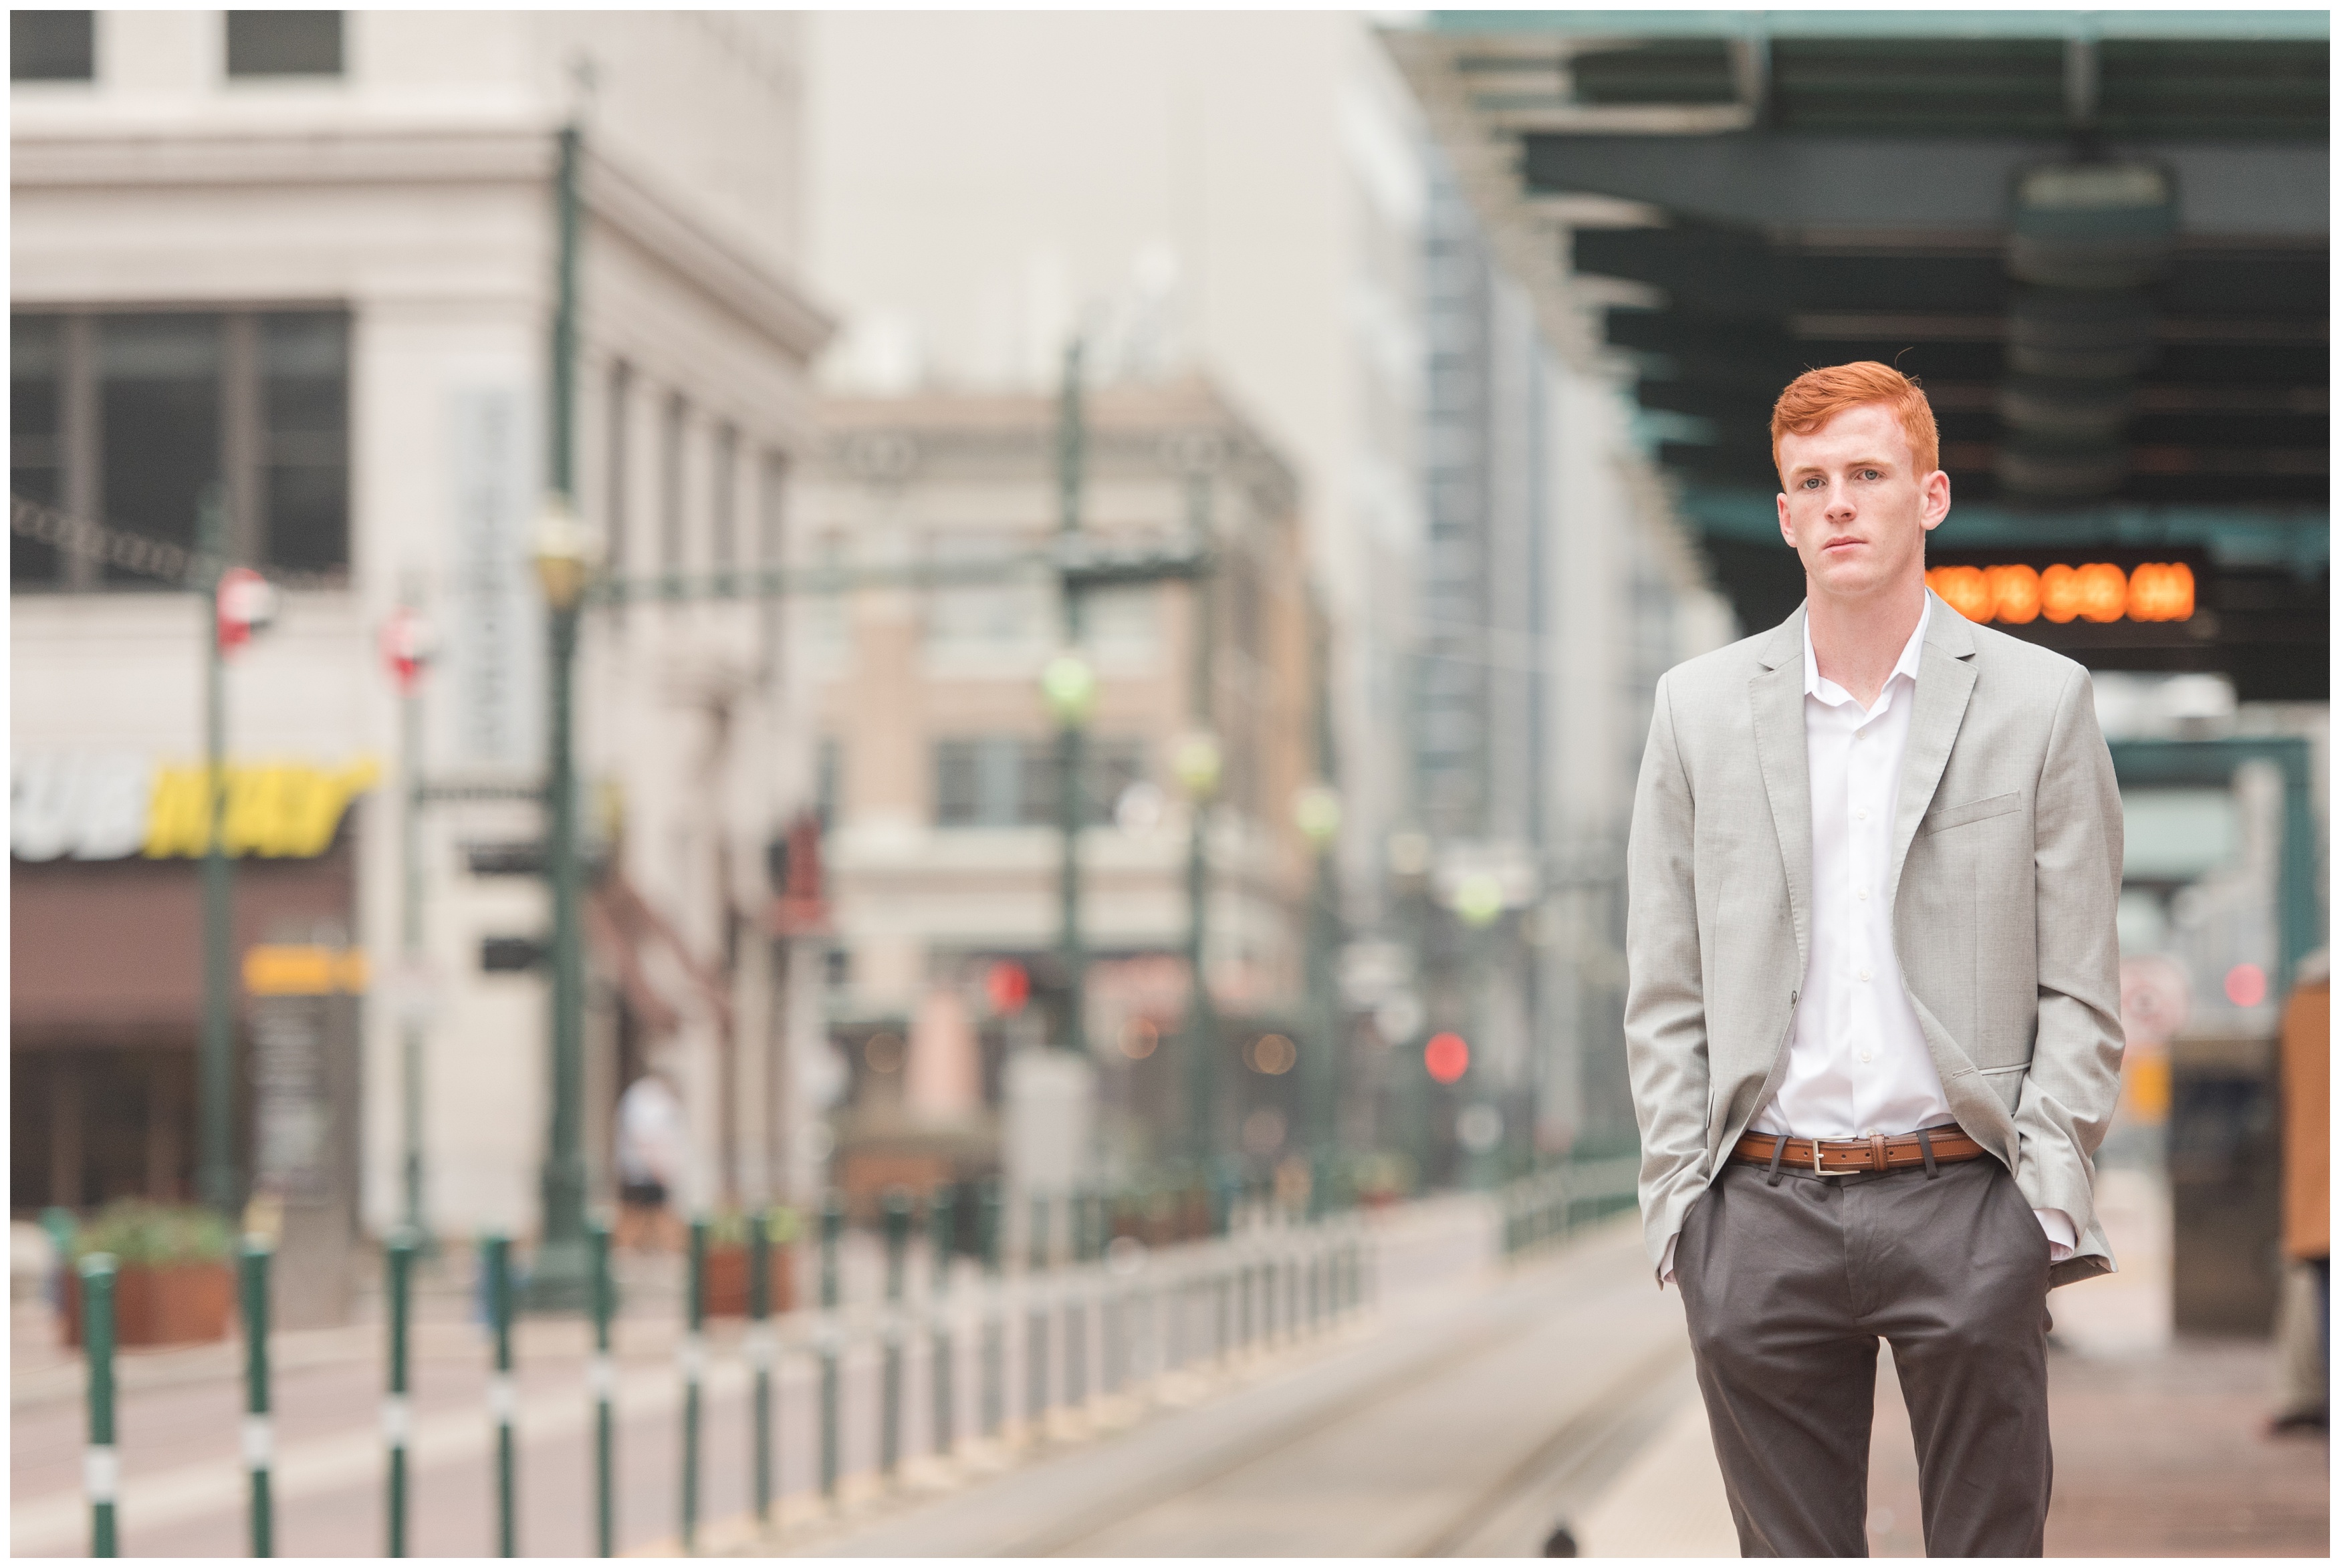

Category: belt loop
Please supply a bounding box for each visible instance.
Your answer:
[1764,1133,1788,1186]
[1917,1126,1939,1179]
[1868,1132,1887,1172]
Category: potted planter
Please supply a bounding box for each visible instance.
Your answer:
[60,1202,235,1349]
[698,1208,799,1318]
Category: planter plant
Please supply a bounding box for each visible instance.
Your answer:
[699,1206,799,1318]
[62,1201,236,1349]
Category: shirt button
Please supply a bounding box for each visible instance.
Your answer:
[1858,968,1872,983]
[1859,1053,1871,1063]
[1855,808,1868,821]
[1856,888,1869,902]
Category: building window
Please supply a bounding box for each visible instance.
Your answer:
[659,392,687,574]
[604,360,631,574]
[225,11,342,78]
[816,737,840,831]
[757,450,788,570]
[12,315,66,584]
[711,422,739,571]
[934,735,1145,827]
[13,11,94,81]
[11,308,350,591]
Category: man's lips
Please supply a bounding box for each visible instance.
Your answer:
[1821,536,1865,553]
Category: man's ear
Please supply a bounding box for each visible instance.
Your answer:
[1776,489,1794,549]
[1919,469,1952,533]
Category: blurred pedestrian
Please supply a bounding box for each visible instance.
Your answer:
[1626,362,2125,1556]
[615,1066,688,1251]
[2271,953,2329,1432]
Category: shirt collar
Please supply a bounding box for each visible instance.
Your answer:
[1802,595,1932,702]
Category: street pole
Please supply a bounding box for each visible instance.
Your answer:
[1054,338,1088,1059]
[529,117,591,1310]
[1181,470,1219,1169]
[197,485,237,1215]
[397,632,429,1244]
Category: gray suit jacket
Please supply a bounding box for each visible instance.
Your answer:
[1625,590,2125,1290]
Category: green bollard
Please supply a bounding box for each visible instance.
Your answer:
[1063,1188,1088,1410]
[589,1222,614,1558]
[978,1181,1004,1439]
[818,1191,843,1500]
[881,1188,911,1476]
[386,1230,415,1557]
[683,1216,705,1551]
[485,1234,516,1557]
[749,1207,774,1526]
[1025,1194,1050,1429]
[82,1253,119,1558]
[929,1183,957,1457]
[239,1238,274,1556]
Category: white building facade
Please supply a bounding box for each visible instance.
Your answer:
[11,10,831,1246]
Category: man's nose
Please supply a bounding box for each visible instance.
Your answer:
[1823,483,1857,519]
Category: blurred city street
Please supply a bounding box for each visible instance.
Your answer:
[9,7,2330,1559]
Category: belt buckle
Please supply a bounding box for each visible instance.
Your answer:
[1811,1138,1827,1176]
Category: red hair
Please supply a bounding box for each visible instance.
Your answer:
[1770,362,1940,480]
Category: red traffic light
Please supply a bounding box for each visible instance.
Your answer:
[986,960,1030,1016]
[1424,1031,1469,1085]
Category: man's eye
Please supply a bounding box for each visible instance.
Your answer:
[1859,469,1880,480]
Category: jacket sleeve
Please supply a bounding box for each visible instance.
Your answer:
[1625,672,1712,1279]
[2012,664,2126,1232]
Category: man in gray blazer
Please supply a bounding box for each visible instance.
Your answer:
[1625,362,2125,1556]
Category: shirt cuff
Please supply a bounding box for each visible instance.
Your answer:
[2034,1207,2077,1262]
[1658,1232,1679,1287]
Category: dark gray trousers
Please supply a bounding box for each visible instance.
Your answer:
[1674,1154,2054,1557]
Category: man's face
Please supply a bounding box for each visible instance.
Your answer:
[1774,401,1950,604]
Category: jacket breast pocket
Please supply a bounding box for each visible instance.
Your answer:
[1922,791,2021,835]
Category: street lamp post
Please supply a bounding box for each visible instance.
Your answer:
[1173,734,1223,1164]
[1050,338,1090,1057]
[196,489,236,1213]
[525,118,596,1311]
[1294,785,1342,1200]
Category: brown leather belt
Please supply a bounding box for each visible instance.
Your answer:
[1730,1126,1988,1176]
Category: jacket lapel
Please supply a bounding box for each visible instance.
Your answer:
[1885,592,1979,911]
[1748,606,1812,970]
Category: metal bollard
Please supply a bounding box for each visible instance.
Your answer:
[928,1184,957,1458]
[683,1216,706,1552]
[979,1181,1004,1438]
[484,1233,517,1558]
[818,1191,843,1500]
[749,1208,774,1526]
[1063,1187,1088,1410]
[1026,1193,1050,1430]
[386,1230,415,1557]
[239,1238,275,1555]
[881,1188,911,1477]
[590,1221,615,1558]
[82,1253,119,1558]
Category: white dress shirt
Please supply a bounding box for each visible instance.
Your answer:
[1660,599,2073,1285]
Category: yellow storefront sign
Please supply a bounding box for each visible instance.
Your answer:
[243,944,371,996]
[142,758,382,859]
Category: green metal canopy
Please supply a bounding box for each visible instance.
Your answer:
[1387,9,2328,699]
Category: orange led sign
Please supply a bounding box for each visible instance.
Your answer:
[1925,561,2193,626]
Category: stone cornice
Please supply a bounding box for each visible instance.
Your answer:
[12,119,834,364]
